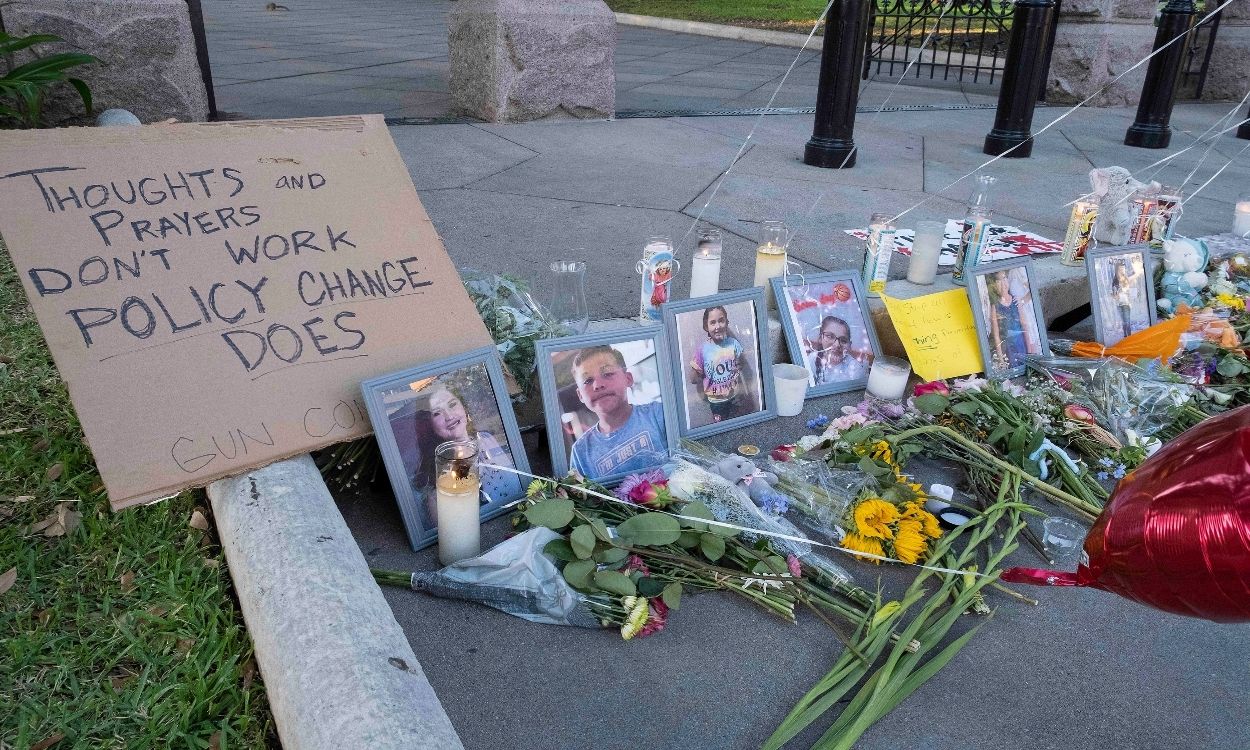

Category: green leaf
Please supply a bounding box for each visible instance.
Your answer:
[679,500,714,532]
[593,546,629,564]
[676,530,701,548]
[562,559,595,589]
[912,393,950,415]
[661,582,682,610]
[1217,355,1247,377]
[524,498,574,530]
[857,456,893,478]
[570,524,596,559]
[0,33,63,56]
[1008,426,1028,453]
[637,576,665,597]
[589,518,613,542]
[699,533,725,562]
[543,539,577,562]
[752,556,788,576]
[986,423,1011,446]
[592,570,637,596]
[67,77,92,115]
[615,512,681,546]
[950,400,980,417]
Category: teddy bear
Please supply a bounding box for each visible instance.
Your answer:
[1158,237,1210,313]
[1089,166,1157,246]
[710,454,791,515]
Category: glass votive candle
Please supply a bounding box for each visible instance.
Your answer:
[1042,516,1086,567]
[434,439,481,566]
[865,355,911,402]
[1234,193,1250,237]
[907,220,945,285]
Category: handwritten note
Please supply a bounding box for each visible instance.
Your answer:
[0,116,491,509]
[881,290,984,381]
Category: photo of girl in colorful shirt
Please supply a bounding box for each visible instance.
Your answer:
[688,305,750,424]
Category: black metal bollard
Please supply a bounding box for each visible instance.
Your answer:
[983,0,1057,158]
[1125,0,1197,149]
[804,0,871,169]
[1238,103,1250,140]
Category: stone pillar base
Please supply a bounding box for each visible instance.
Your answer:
[449,0,616,123]
[1044,0,1154,106]
[1,0,210,124]
[1200,9,1250,102]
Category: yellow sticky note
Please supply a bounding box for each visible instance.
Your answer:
[881,290,985,382]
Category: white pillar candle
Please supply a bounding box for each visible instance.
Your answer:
[690,244,722,298]
[865,356,911,401]
[907,221,944,285]
[754,243,787,307]
[1234,201,1250,237]
[436,470,481,566]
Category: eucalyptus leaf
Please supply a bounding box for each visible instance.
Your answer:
[637,576,665,597]
[1217,355,1247,377]
[699,533,726,562]
[661,582,682,610]
[592,570,637,597]
[570,524,596,559]
[616,512,681,546]
[562,559,596,589]
[589,518,613,542]
[950,400,981,417]
[543,539,577,562]
[525,498,574,530]
[594,546,629,564]
[680,501,714,532]
[912,393,950,415]
[676,531,701,548]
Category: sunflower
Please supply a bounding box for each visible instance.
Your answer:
[853,497,900,540]
[892,519,930,564]
[841,532,885,563]
[902,501,942,539]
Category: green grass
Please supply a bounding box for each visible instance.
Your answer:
[0,244,275,749]
[606,0,831,30]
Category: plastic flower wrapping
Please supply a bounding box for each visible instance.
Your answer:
[460,270,567,398]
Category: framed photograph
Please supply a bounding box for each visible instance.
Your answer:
[771,272,881,396]
[661,287,777,439]
[967,257,1050,379]
[1086,245,1156,347]
[535,326,680,485]
[361,346,529,551]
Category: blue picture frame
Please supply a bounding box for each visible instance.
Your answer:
[361,346,530,552]
[965,257,1050,380]
[770,272,882,397]
[660,287,777,439]
[534,326,680,486]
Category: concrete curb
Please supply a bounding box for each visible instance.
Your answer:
[208,455,463,750]
[614,12,824,50]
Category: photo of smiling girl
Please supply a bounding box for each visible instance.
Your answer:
[675,300,764,431]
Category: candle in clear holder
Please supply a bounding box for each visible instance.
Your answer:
[1235,199,1250,237]
[907,220,944,285]
[866,356,911,401]
[753,220,788,308]
[690,229,723,298]
[435,440,481,566]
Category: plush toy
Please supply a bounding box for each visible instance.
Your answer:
[710,454,791,514]
[1089,166,1157,246]
[1158,237,1210,313]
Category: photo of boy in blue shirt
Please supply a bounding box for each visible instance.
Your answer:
[568,345,669,481]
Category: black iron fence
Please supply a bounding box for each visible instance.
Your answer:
[1179,6,1221,99]
[863,0,1017,86]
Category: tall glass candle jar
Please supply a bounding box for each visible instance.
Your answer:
[690,227,723,298]
[907,220,944,285]
[435,439,481,566]
[862,213,896,297]
[753,220,787,308]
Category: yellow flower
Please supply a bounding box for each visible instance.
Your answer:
[620,597,649,640]
[902,501,943,539]
[853,498,900,540]
[892,519,929,564]
[870,440,894,466]
[526,479,549,498]
[1214,293,1246,311]
[841,532,885,563]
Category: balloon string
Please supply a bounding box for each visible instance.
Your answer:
[482,462,997,578]
[1178,139,1250,209]
[681,0,836,243]
[888,0,1237,226]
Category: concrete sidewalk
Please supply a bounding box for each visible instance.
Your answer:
[201,0,996,119]
[340,103,1248,749]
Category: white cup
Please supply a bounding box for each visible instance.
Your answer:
[774,364,810,417]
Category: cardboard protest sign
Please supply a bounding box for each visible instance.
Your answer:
[0,115,492,510]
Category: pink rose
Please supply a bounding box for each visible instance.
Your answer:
[914,381,951,397]
[627,480,667,507]
[771,444,797,462]
[1063,404,1096,424]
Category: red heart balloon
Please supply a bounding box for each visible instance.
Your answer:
[1002,404,1250,623]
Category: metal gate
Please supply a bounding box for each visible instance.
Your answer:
[1179,6,1221,99]
[863,0,1017,86]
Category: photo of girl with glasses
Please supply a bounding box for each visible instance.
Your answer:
[773,275,878,394]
